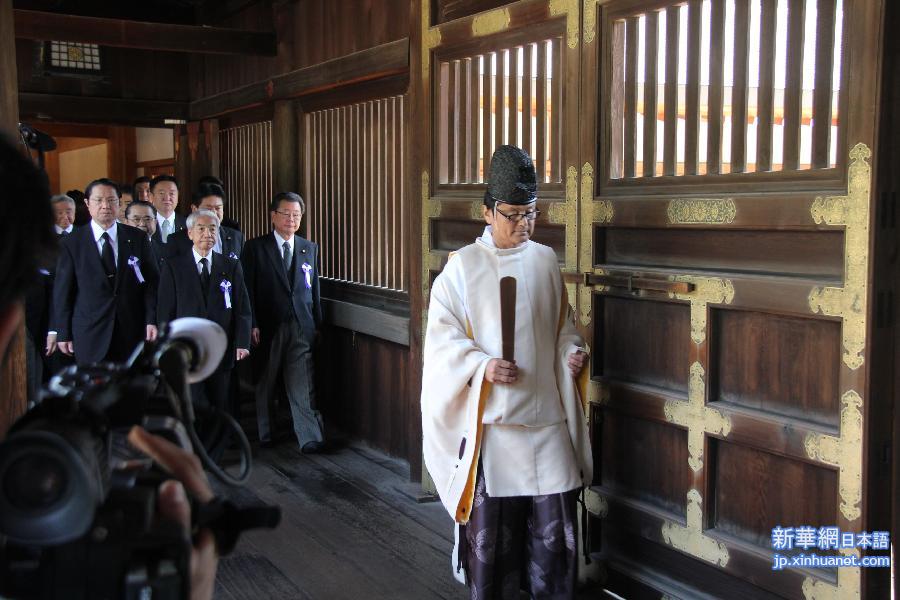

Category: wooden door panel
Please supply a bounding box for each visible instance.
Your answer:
[603,228,846,279]
[579,0,885,597]
[600,412,689,517]
[601,296,691,392]
[710,308,843,427]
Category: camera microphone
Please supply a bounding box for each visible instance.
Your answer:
[156,318,227,384]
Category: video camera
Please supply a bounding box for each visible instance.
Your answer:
[0,318,280,599]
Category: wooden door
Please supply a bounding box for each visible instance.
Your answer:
[578,0,889,598]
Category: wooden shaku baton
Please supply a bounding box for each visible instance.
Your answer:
[499,276,516,362]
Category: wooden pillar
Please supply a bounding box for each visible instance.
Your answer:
[0,0,17,135]
[407,0,425,483]
[107,126,137,186]
[0,0,28,437]
[174,120,220,205]
[273,100,298,193]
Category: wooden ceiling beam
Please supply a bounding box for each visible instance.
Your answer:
[13,9,277,56]
[190,38,409,119]
[19,93,188,126]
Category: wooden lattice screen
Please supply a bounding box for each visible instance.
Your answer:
[304,95,408,292]
[218,120,274,240]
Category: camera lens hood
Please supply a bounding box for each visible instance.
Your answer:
[0,430,98,546]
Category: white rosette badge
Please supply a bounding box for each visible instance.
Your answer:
[127,256,145,283]
[220,279,232,309]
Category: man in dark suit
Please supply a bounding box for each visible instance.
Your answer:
[125,200,167,267]
[199,175,241,232]
[39,194,78,385]
[54,178,160,364]
[133,175,152,203]
[158,209,251,458]
[150,175,186,245]
[163,184,244,260]
[242,192,325,453]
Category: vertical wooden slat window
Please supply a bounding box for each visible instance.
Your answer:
[217,121,273,240]
[304,95,408,292]
[436,37,564,185]
[607,0,844,180]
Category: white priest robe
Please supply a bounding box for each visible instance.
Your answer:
[421,227,593,524]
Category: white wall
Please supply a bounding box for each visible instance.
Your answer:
[59,143,108,194]
[136,127,174,163]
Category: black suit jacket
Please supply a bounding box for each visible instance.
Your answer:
[163,226,245,261]
[157,251,251,371]
[53,222,159,364]
[151,213,187,245]
[241,233,322,375]
[25,268,53,351]
[150,236,168,268]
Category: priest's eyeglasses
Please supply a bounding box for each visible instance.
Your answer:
[494,206,541,223]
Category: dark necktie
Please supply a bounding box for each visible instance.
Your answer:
[59,229,69,237]
[282,241,293,280]
[100,232,116,279]
[199,257,210,294]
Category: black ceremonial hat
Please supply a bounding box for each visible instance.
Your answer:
[484,145,538,206]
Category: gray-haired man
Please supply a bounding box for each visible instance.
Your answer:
[157,209,251,458]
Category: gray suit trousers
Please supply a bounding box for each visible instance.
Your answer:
[255,320,325,447]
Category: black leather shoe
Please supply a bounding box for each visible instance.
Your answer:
[301,441,324,454]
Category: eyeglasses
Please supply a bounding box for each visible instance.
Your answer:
[275,210,303,220]
[129,216,155,223]
[494,206,540,223]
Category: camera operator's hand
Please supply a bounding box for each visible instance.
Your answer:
[45,332,57,356]
[251,328,260,347]
[128,426,217,600]
[58,340,74,356]
[236,348,249,361]
[146,324,158,342]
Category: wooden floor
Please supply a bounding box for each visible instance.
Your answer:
[211,439,466,600]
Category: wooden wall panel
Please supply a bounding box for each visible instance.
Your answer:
[710,309,842,428]
[712,440,838,549]
[605,228,845,280]
[601,413,688,516]
[193,0,409,99]
[16,40,190,102]
[317,326,412,463]
[601,297,691,393]
[434,0,517,24]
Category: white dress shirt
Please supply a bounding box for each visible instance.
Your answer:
[90,220,118,263]
[273,231,294,256]
[192,248,212,274]
[157,213,177,241]
[55,224,74,235]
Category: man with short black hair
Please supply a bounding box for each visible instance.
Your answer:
[241,192,325,452]
[164,184,244,259]
[199,175,241,232]
[126,200,166,265]
[150,174,186,244]
[126,200,158,237]
[133,176,152,202]
[53,178,160,364]
[118,184,135,224]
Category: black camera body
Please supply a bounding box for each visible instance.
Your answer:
[0,320,277,599]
